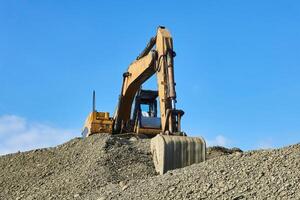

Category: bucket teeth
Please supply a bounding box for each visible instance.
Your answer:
[150,135,206,174]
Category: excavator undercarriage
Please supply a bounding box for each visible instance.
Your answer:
[82,26,206,174]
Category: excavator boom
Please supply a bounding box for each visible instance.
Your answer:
[114,27,184,135]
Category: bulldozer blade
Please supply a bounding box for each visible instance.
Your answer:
[150,135,206,174]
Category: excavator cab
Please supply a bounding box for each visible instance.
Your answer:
[132,89,161,136]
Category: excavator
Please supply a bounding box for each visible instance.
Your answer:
[82,26,206,174]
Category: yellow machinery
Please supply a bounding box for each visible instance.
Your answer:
[82,26,206,174]
[81,91,113,137]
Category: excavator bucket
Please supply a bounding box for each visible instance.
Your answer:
[150,135,206,174]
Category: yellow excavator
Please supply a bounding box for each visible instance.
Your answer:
[82,26,206,174]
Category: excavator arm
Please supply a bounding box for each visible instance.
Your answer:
[155,27,184,134]
[114,26,184,135]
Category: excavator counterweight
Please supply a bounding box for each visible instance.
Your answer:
[82,27,206,174]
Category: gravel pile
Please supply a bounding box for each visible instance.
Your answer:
[1,134,299,200]
[0,134,156,200]
[99,143,300,200]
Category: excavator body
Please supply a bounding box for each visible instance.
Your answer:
[82,27,206,174]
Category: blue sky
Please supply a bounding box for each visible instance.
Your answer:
[0,1,300,154]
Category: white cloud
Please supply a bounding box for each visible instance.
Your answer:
[0,114,78,155]
[206,134,230,147]
[256,138,274,149]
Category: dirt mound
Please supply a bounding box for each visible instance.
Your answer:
[100,143,300,200]
[0,134,156,200]
[1,134,300,200]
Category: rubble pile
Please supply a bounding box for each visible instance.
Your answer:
[1,134,299,199]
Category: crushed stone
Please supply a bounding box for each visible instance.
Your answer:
[1,134,299,200]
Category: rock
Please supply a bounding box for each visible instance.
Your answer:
[74,194,80,198]
[119,181,126,188]
[129,137,138,142]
